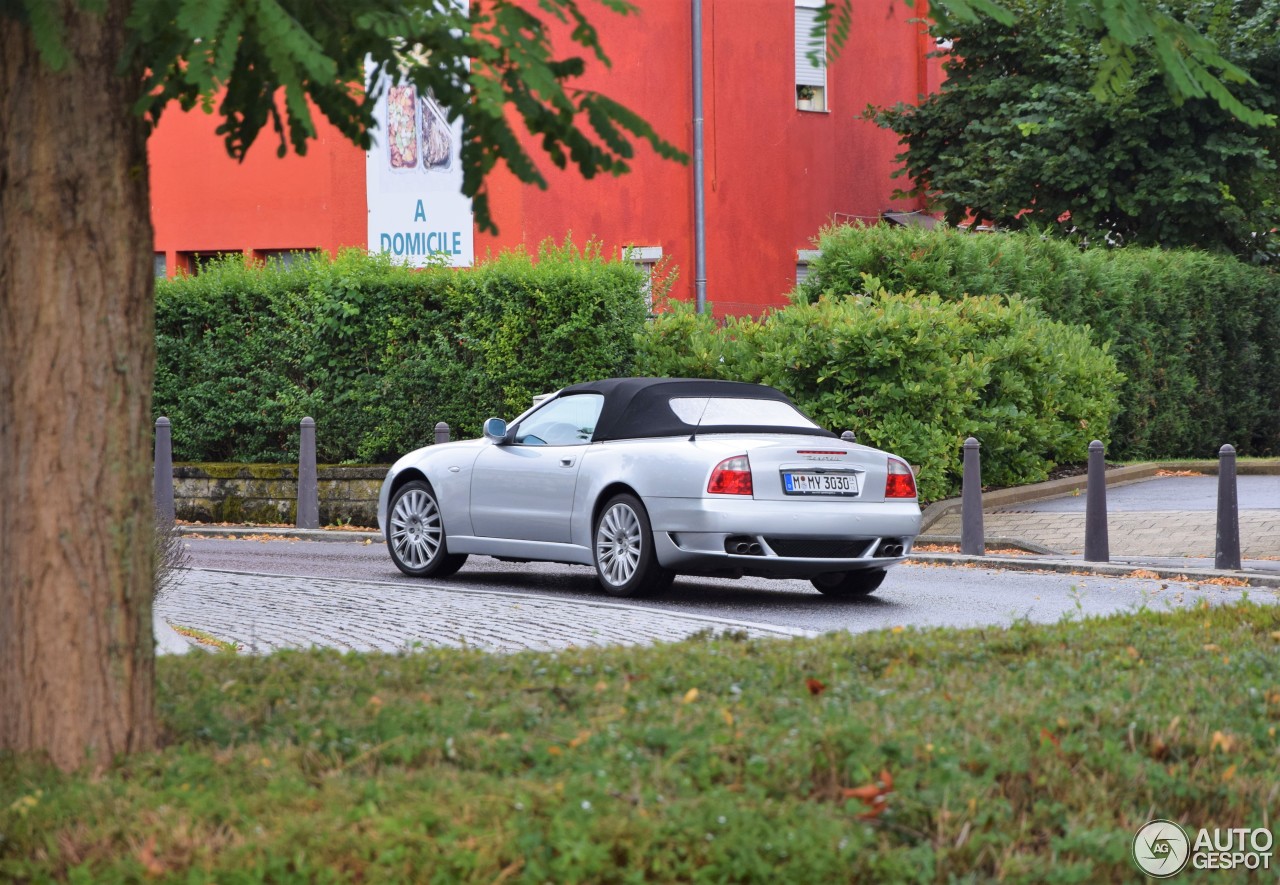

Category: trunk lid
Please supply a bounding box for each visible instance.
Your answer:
[741,439,889,503]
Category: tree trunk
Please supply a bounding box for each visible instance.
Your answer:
[0,1,156,770]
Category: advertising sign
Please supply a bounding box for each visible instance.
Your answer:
[365,9,473,267]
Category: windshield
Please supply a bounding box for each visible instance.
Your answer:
[514,393,605,445]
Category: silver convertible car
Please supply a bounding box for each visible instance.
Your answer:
[377,378,921,598]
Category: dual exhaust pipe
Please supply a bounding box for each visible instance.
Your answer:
[877,540,906,557]
[725,535,764,556]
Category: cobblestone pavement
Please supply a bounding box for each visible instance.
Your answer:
[925,475,1279,563]
[155,569,809,655]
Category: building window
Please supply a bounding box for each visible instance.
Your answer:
[795,0,827,112]
[177,250,242,275]
[154,253,167,280]
[796,249,820,285]
[256,249,319,269]
[626,245,663,312]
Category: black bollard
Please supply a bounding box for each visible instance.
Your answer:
[434,421,451,445]
[297,417,319,529]
[1215,444,1241,571]
[154,417,175,525]
[961,437,984,556]
[1084,440,1109,562]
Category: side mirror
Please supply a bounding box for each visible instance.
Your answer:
[482,417,508,443]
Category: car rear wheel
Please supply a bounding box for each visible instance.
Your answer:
[593,493,674,598]
[810,568,887,598]
[387,480,468,578]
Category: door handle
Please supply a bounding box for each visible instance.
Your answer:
[560,458,575,467]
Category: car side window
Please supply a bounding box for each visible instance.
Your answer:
[513,394,605,446]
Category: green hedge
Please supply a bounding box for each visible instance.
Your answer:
[155,243,648,463]
[796,224,1280,459]
[635,293,1121,502]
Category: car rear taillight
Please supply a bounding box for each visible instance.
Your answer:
[708,455,753,495]
[885,458,917,499]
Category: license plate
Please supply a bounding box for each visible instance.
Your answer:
[782,471,858,496]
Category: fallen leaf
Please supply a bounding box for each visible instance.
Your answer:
[135,835,166,877]
[842,784,882,801]
[806,678,827,696]
[682,688,700,704]
[1201,576,1249,587]
[842,769,894,820]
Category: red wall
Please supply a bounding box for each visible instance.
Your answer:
[148,104,366,273]
[148,0,938,314]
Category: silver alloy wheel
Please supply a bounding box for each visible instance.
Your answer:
[390,487,443,569]
[595,501,642,587]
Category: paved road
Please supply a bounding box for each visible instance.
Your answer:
[165,537,1274,648]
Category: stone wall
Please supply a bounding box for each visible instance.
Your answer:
[173,464,387,527]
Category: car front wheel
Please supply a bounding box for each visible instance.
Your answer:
[810,568,887,598]
[387,480,468,578]
[593,493,674,598]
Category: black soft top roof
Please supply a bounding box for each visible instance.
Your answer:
[555,377,836,442]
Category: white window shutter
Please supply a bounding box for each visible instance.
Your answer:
[795,6,826,87]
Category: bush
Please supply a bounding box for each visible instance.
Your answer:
[795,223,1280,459]
[636,293,1121,501]
[155,241,648,463]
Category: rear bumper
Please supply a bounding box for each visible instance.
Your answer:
[645,496,921,578]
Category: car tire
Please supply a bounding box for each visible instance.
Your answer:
[593,493,674,598]
[387,480,468,578]
[810,568,887,598]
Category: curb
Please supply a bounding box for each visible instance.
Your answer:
[153,615,194,654]
[907,552,1280,589]
[916,533,1063,556]
[178,525,382,543]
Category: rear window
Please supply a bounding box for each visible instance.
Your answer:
[667,397,820,430]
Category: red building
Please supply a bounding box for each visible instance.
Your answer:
[148,0,941,316]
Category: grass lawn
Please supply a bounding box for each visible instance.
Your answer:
[3,600,1279,882]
